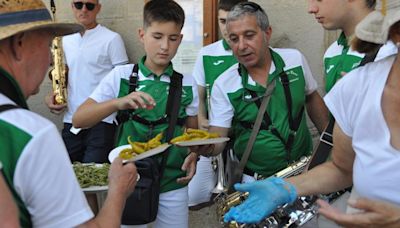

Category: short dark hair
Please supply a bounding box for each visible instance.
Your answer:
[143,0,185,29]
[218,0,248,11]
[365,0,376,9]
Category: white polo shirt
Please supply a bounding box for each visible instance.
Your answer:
[63,24,128,124]
[0,94,93,227]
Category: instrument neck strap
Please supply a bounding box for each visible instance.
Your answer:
[239,76,276,172]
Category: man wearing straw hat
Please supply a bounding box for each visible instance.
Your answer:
[0,0,138,227]
[223,0,400,227]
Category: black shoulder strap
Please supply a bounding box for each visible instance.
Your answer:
[159,71,183,176]
[359,45,382,67]
[247,71,304,163]
[129,64,139,93]
[0,104,19,113]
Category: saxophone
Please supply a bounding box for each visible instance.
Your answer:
[50,36,68,105]
[49,0,67,105]
[215,156,311,227]
[218,156,346,228]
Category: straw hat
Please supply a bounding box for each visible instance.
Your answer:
[356,0,400,44]
[0,0,82,41]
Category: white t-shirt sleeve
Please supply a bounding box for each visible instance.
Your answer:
[90,66,127,104]
[184,74,199,116]
[300,52,318,95]
[209,78,234,128]
[324,70,362,137]
[109,33,129,66]
[14,124,93,228]
[192,48,206,87]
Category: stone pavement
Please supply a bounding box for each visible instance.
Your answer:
[189,204,220,228]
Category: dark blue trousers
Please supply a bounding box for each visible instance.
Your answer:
[62,122,116,163]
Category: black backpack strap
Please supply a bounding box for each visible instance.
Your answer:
[159,71,183,177]
[129,64,139,93]
[116,64,139,124]
[0,104,19,113]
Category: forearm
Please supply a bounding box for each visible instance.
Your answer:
[0,176,19,228]
[73,98,118,128]
[77,190,127,228]
[186,115,198,129]
[287,161,353,197]
[306,91,329,133]
[209,126,229,156]
[92,190,127,228]
[291,123,355,196]
[197,86,208,129]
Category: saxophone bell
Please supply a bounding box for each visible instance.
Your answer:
[211,153,226,194]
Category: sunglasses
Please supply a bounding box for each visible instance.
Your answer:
[73,2,97,11]
[240,2,265,13]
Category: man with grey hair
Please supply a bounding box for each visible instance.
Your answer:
[197,1,328,184]
[223,1,400,226]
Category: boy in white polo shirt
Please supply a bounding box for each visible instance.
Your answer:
[73,1,199,227]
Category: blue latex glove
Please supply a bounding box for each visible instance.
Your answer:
[223,177,297,224]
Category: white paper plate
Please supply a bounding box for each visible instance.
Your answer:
[108,143,171,163]
[83,185,108,193]
[172,137,230,147]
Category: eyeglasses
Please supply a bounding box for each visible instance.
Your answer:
[73,2,97,11]
[240,2,265,13]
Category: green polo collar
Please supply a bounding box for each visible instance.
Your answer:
[240,48,285,92]
[222,39,231,50]
[139,56,174,78]
[0,67,28,109]
[337,32,349,49]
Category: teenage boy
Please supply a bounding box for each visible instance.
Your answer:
[189,0,247,208]
[308,0,397,92]
[73,1,198,227]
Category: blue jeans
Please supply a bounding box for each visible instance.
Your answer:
[62,122,116,163]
